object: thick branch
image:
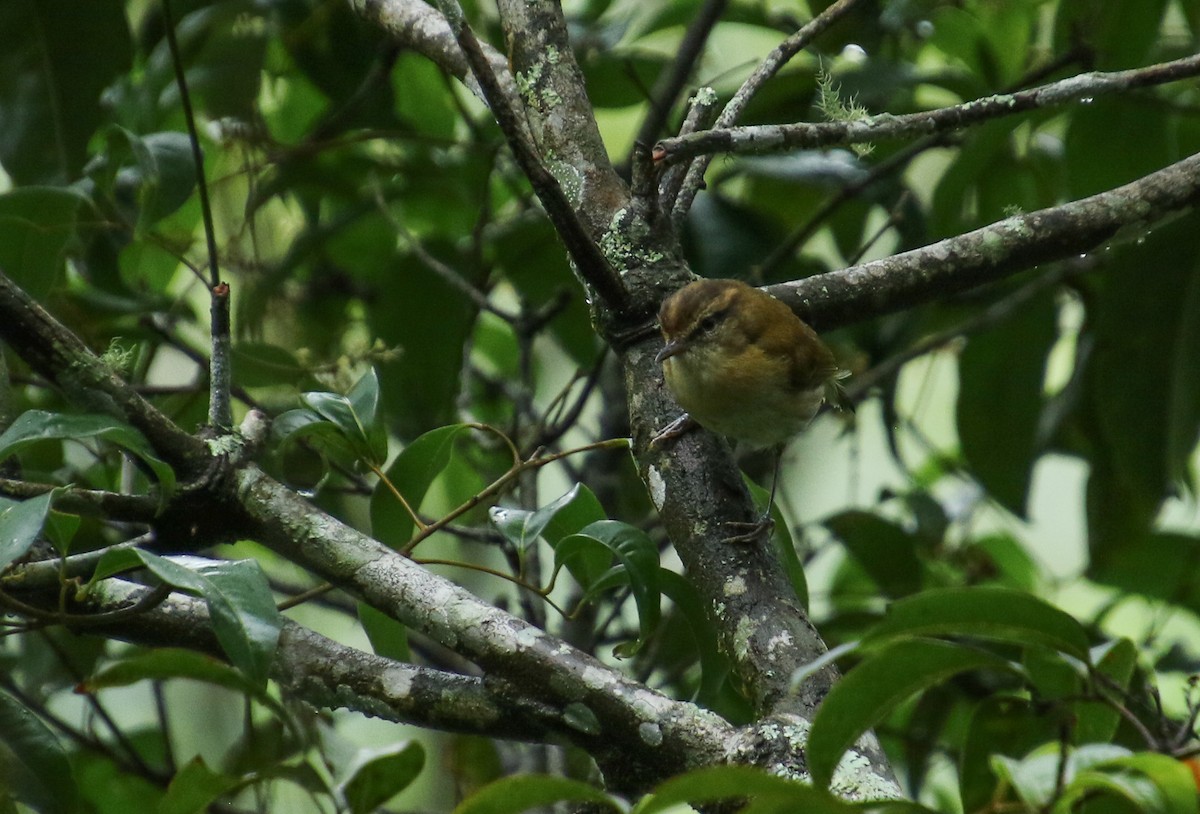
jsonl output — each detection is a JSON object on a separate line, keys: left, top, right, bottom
{"left": 233, "top": 464, "right": 731, "bottom": 794}
{"left": 61, "top": 581, "right": 559, "bottom": 741}
{"left": 772, "top": 150, "right": 1200, "bottom": 330}
{"left": 656, "top": 52, "right": 1200, "bottom": 164}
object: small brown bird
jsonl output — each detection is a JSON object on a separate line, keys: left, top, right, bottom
{"left": 654, "top": 278, "right": 844, "bottom": 538}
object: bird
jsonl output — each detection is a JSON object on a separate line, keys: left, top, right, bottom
{"left": 653, "top": 278, "right": 844, "bottom": 540}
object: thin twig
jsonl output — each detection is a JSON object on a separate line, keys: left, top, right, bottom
{"left": 630, "top": 0, "right": 729, "bottom": 157}
{"left": 434, "top": 0, "right": 630, "bottom": 311}
{"left": 670, "top": 0, "right": 865, "bottom": 220}
{"left": 658, "top": 51, "right": 1200, "bottom": 165}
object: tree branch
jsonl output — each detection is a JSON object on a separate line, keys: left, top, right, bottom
{"left": 344, "top": 0, "right": 512, "bottom": 104}
{"left": 656, "top": 52, "right": 1200, "bottom": 165}
{"left": 0, "top": 269, "right": 208, "bottom": 470}
{"left": 773, "top": 150, "right": 1200, "bottom": 330}
{"left": 233, "top": 464, "right": 731, "bottom": 794}
{"left": 436, "top": 0, "right": 631, "bottom": 311}
{"left": 56, "top": 580, "right": 563, "bottom": 742}
{"left": 630, "top": 0, "right": 728, "bottom": 156}
{"left": 671, "top": 0, "right": 865, "bottom": 219}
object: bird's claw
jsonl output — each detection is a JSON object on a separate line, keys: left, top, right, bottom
{"left": 722, "top": 513, "right": 774, "bottom": 543}
{"left": 650, "top": 413, "right": 697, "bottom": 448}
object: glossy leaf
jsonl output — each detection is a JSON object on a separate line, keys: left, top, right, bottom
{"left": 491, "top": 485, "right": 585, "bottom": 552}
{"left": 370, "top": 424, "right": 475, "bottom": 548}
{"left": 0, "top": 410, "right": 176, "bottom": 496}
{"left": 957, "top": 288, "right": 1055, "bottom": 517}
{"left": 0, "top": 187, "right": 91, "bottom": 297}
{"left": 302, "top": 372, "right": 385, "bottom": 465}
{"left": 808, "top": 639, "right": 1018, "bottom": 788}
{"left": 862, "top": 587, "right": 1091, "bottom": 660}
{"left": 634, "top": 765, "right": 852, "bottom": 814}
{"left": 0, "top": 688, "right": 80, "bottom": 814}
{"left": 825, "top": 511, "right": 923, "bottom": 599}
{"left": 453, "top": 774, "right": 617, "bottom": 814}
{"left": 159, "top": 757, "right": 240, "bottom": 814}
{"left": 339, "top": 741, "right": 425, "bottom": 814}
{"left": 124, "top": 552, "right": 282, "bottom": 687}
{"left": 562, "top": 520, "right": 660, "bottom": 655}
{"left": 0, "top": 491, "right": 55, "bottom": 571}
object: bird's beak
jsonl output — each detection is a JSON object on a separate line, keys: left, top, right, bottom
{"left": 654, "top": 338, "right": 687, "bottom": 364}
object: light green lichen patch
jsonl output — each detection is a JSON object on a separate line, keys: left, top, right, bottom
{"left": 638, "top": 721, "right": 663, "bottom": 746}
{"left": 734, "top": 615, "right": 758, "bottom": 661}
{"left": 600, "top": 208, "right": 667, "bottom": 269}
{"left": 381, "top": 666, "right": 414, "bottom": 698}
{"left": 516, "top": 625, "right": 542, "bottom": 649}
{"left": 548, "top": 159, "right": 583, "bottom": 207}
{"left": 206, "top": 433, "right": 244, "bottom": 456}
{"left": 647, "top": 466, "right": 666, "bottom": 510}
{"left": 724, "top": 576, "right": 747, "bottom": 596}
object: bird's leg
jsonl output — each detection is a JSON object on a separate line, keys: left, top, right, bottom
{"left": 650, "top": 412, "right": 698, "bottom": 448}
{"left": 723, "top": 445, "right": 783, "bottom": 543}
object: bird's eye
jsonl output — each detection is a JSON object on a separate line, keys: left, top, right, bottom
{"left": 696, "top": 310, "right": 725, "bottom": 335}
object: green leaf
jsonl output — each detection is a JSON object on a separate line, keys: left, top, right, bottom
{"left": 1089, "top": 532, "right": 1200, "bottom": 615}
{"left": 358, "top": 603, "right": 411, "bottom": 662}
{"left": 369, "top": 248, "right": 476, "bottom": 438}
{"left": 231, "top": 343, "right": 307, "bottom": 389}
{"left": 370, "top": 424, "right": 473, "bottom": 548}
{"left": 657, "top": 570, "right": 729, "bottom": 706}
{"left": 957, "top": 288, "right": 1055, "bottom": 517}
{"left": 862, "top": 587, "right": 1091, "bottom": 660}
{"left": 1079, "top": 753, "right": 1199, "bottom": 814}
{"left": 0, "top": 187, "right": 91, "bottom": 297}
{"left": 0, "top": 490, "right": 55, "bottom": 570}
{"left": 106, "top": 128, "right": 197, "bottom": 231}
{"left": 825, "top": 511, "right": 923, "bottom": 598}
{"left": 302, "top": 374, "right": 385, "bottom": 465}
{"left": 992, "top": 743, "right": 1132, "bottom": 808}
{"left": 0, "top": 410, "right": 176, "bottom": 496}
{"left": 1087, "top": 210, "right": 1200, "bottom": 556}
{"left": 129, "top": 552, "right": 282, "bottom": 687}
{"left": 489, "top": 485, "right": 609, "bottom": 573}
{"left": 808, "top": 638, "right": 1018, "bottom": 788}
{"left": 81, "top": 648, "right": 288, "bottom": 722}
{"left": 338, "top": 741, "right": 425, "bottom": 814}
{"left": 747, "top": 476, "right": 807, "bottom": 607}
{"left": 453, "top": 775, "right": 617, "bottom": 814}
{"left": 347, "top": 367, "right": 381, "bottom": 428}
{"left": 634, "top": 765, "right": 852, "bottom": 814}
{"left": 0, "top": 0, "right": 131, "bottom": 185}
{"left": 562, "top": 520, "right": 660, "bottom": 655}
{"left": 0, "top": 688, "right": 80, "bottom": 814}
{"left": 158, "top": 756, "right": 240, "bottom": 814}
{"left": 959, "top": 697, "right": 1067, "bottom": 813}
{"left": 1077, "top": 638, "right": 1137, "bottom": 744}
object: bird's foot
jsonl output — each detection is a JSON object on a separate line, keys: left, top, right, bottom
{"left": 650, "top": 413, "right": 698, "bottom": 448}
{"left": 722, "top": 512, "right": 774, "bottom": 543}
